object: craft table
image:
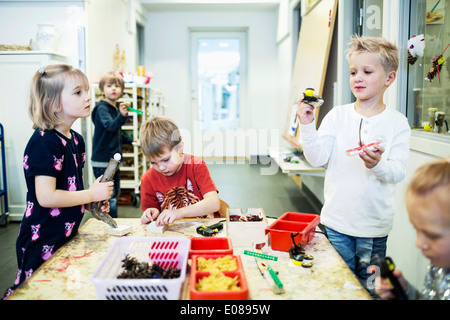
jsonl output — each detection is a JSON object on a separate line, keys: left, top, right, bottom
{"left": 7, "top": 218, "right": 371, "bottom": 300}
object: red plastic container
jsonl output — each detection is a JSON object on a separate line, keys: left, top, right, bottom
{"left": 265, "top": 212, "right": 320, "bottom": 252}
{"left": 190, "top": 255, "right": 248, "bottom": 300}
{"left": 189, "top": 237, "right": 233, "bottom": 258}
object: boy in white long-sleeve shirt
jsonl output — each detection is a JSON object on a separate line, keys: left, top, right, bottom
{"left": 297, "top": 35, "right": 411, "bottom": 290}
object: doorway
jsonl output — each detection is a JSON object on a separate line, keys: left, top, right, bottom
{"left": 190, "top": 31, "right": 247, "bottom": 159}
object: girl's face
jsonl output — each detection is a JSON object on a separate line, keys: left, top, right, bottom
{"left": 349, "top": 52, "right": 395, "bottom": 103}
{"left": 407, "top": 189, "right": 450, "bottom": 268}
{"left": 59, "top": 76, "right": 91, "bottom": 122}
{"left": 148, "top": 143, "right": 184, "bottom": 177}
{"left": 103, "top": 81, "right": 123, "bottom": 104}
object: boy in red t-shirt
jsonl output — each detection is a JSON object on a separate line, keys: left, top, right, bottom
{"left": 139, "top": 116, "right": 220, "bottom": 226}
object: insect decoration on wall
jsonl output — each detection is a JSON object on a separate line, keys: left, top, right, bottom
{"left": 427, "top": 43, "right": 449, "bottom": 84}
{"left": 407, "top": 34, "right": 425, "bottom": 66}
{"left": 288, "top": 232, "right": 314, "bottom": 268}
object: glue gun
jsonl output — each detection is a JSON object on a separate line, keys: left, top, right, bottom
{"left": 89, "top": 153, "right": 121, "bottom": 228}
{"left": 196, "top": 220, "right": 225, "bottom": 237}
{"left": 373, "top": 256, "right": 408, "bottom": 300}
{"left": 300, "top": 88, "right": 324, "bottom": 108}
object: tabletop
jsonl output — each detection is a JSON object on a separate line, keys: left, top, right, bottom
{"left": 7, "top": 218, "right": 371, "bottom": 300}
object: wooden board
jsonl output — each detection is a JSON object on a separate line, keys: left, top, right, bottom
{"left": 283, "top": 0, "right": 338, "bottom": 148}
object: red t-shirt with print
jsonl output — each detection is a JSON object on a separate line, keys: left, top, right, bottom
{"left": 140, "top": 154, "right": 219, "bottom": 218}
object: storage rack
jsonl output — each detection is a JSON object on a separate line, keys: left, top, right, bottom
{"left": 86, "top": 83, "right": 165, "bottom": 207}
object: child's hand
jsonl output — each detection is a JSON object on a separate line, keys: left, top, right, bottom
{"left": 99, "top": 200, "right": 110, "bottom": 213}
{"left": 375, "top": 269, "right": 408, "bottom": 300}
{"left": 359, "top": 144, "right": 385, "bottom": 169}
{"left": 118, "top": 102, "right": 129, "bottom": 117}
{"left": 90, "top": 176, "right": 114, "bottom": 202}
{"left": 156, "top": 209, "right": 181, "bottom": 226}
{"left": 141, "top": 207, "right": 160, "bottom": 224}
{"left": 296, "top": 101, "right": 315, "bottom": 125}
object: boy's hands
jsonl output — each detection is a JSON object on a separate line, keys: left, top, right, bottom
{"left": 359, "top": 144, "right": 385, "bottom": 169}
{"left": 375, "top": 269, "right": 408, "bottom": 300}
{"left": 156, "top": 209, "right": 182, "bottom": 226}
{"left": 296, "top": 101, "right": 315, "bottom": 125}
{"left": 118, "top": 102, "right": 129, "bottom": 117}
{"left": 141, "top": 207, "right": 160, "bottom": 224}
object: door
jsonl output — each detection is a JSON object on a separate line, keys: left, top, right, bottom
{"left": 190, "top": 31, "right": 247, "bottom": 159}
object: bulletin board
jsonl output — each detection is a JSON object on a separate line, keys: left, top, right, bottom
{"left": 283, "top": 0, "right": 338, "bottom": 148}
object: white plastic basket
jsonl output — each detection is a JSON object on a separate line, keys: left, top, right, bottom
{"left": 91, "top": 237, "right": 190, "bottom": 300}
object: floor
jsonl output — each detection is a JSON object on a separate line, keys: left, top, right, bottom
{"left": 0, "top": 160, "right": 320, "bottom": 297}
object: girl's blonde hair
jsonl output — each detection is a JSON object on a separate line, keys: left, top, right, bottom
{"left": 99, "top": 71, "right": 125, "bottom": 93}
{"left": 29, "top": 64, "right": 89, "bottom": 130}
{"left": 139, "top": 116, "right": 182, "bottom": 158}
{"left": 406, "top": 158, "right": 450, "bottom": 217}
{"left": 347, "top": 35, "right": 399, "bottom": 73}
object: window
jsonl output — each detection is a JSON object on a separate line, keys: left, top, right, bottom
{"left": 407, "top": 0, "right": 450, "bottom": 135}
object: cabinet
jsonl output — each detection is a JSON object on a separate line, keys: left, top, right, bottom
{"left": 87, "top": 83, "right": 165, "bottom": 207}
{"left": 0, "top": 51, "right": 69, "bottom": 221}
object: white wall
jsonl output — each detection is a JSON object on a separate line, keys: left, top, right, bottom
{"left": 143, "top": 9, "right": 278, "bottom": 155}
{"left": 85, "top": 0, "right": 143, "bottom": 82}
{"left": 0, "top": 1, "right": 84, "bottom": 66}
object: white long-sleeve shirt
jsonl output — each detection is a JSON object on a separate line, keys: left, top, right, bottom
{"left": 300, "top": 103, "right": 411, "bottom": 237}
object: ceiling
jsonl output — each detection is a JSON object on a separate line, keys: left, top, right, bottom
{"left": 139, "top": 0, "right": 280, "bottom": 12}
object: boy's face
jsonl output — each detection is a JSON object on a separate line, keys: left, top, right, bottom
{"left": 349, "top": 52, "right": 395, "bottom": 103}
{"left": 148, "top": 143, "right": 184, "bottom": 177}
{"left": 407, "top": 190, "right": 450, "bottom": 268}
{"left": 102, "top": 81, "right": 123, "bottom": 103}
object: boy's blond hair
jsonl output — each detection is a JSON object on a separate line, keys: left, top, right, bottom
{"left": 406, "top": 158, "right": 450, "bottom": 219}
{"left": 29, "top": 64, "right": 89, "bottom": 130}
{"left": 139, "top": 116, "right": 182, "bottom": 158}
{"left": 99, "top": 71, "right": 125, "bottom": 93}
{"left": 347, "top": 35, "right": 399, "bottom": 73}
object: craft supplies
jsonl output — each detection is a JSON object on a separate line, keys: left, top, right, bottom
{"left": 226, "top": 207, "right": 268, "bottom": 247}
{"left": 265, "top": 212, "right": 320, "bottom": 252}
{"left": 91, "top": 237, "right": 190, "bottom": 300}
{"left": 189, "top": 237, "right": 233, "bottom": 258}
{"left": 196, "top": 255, "right": 238, "bottom": 271}
{"left": 89, "top": 153, "right": 121, "bottom": 228}
{"left": 251, "top": 243, "right": 284, "bottom": 294}
{"left": 190, "top": 254, "right": 248, "bottom": 300}
{"left": 146, "top": 220, "right": 167, "bottom": 235}
{"left": 243, "top": 250, "right": 278, "bottom": 261}
{"left": 104, "top": 224, "right": 131, "bottom": 236}
{"left": 345, "top": 141, "right": 381, "bottom": 156}
{"left": 300, "top": 88, "right": 324, "bottom": 109}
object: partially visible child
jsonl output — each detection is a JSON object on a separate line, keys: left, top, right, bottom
{"left": 376, "top": 158, "right": 450, "bottom": 300}
{"left": 297, "top": 35, "right": 411, "bottom": 287}
{"left": 3, "top": 64, "right": 113, "bottom": 299}
{"left": 139, "top": 116, "right": 220, "bottom": 226}
{"left": 91, "top": 71, "right": 138, "bottom": 218}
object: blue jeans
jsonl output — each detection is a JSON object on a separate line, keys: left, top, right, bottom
{"left": 324, "top": 226, "right": 387, "bottom": 289}
{"left": 92, "top": 167, "right": 120, "bottom": 218}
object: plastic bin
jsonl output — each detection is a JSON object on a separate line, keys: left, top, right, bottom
{"left": 265, "top": 212, "right": 320, "bottom": 252}
{"left": 91, "top": 237, "right": 190, "bottom": 300}
{"left": 190, "top": 254, "right": 248, "bottom": 300}
{"left": 189, "top": 237, "right": 233, "bottom": 258}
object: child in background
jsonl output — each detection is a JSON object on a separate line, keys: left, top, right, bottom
{"left": 296, "top": 35, "right": 411, "bottom": 288}
{"left": 139, "top": 116, "right": 220, "bottom": 226}
{"left": 376, "top": 158, "right": 450, "bottom": 300}
{"left": 91, "top": 71, "right": 138, "bottom": 218}
{"left": 3, "top": 64, "right": 113, "bottom": 299}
